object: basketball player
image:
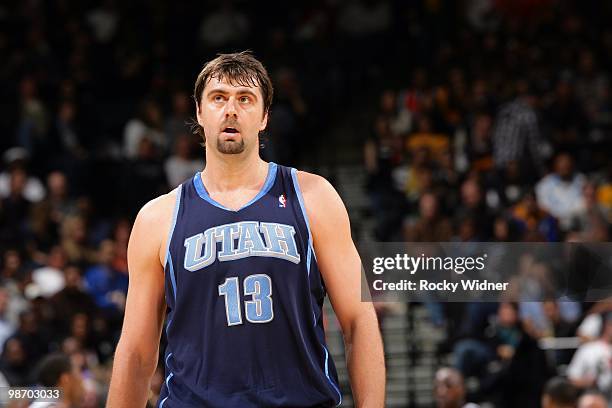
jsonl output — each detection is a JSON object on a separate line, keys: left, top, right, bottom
{"left": 107, "top": 51, "right": 385, "bottom": 407}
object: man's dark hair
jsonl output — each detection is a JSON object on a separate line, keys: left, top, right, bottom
{"left": 34, "top": 353, "right": 72, "bottom": 387}
{"left": 191, "top": 51, "right": 273, "bottom": 141}
{"left": 543, "top": 377, "right": 579, "bottom": 406}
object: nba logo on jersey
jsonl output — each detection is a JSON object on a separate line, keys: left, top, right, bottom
{"left": 278, "top": 194, "right": 287, "bottom": 208}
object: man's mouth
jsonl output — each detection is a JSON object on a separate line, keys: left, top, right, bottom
{"left": 222, "top": 127, "right": 239, "bottom": 134}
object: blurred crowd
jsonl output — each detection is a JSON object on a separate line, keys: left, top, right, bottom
{"left": 1, "top": 0, "right": 612, "bottom": 406}
{"left": 434, "top": 369, "right": 610, "bottom": 408}
{"left": 0, "top": 0, "right": 340, "bottom": 404}
{"left": 359, "top": 0, "right": 612, "bottom": 406}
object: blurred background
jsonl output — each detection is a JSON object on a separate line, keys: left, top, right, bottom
{"left": 1, "top": 0, "right": 612, "bottom": 407}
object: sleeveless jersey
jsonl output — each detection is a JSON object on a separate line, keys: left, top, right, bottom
{"left": 157, "top": 162, "right": 342, "bottom": 408}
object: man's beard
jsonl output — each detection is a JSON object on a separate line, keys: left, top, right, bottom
{"left": 217, "top": 138, "right": 245, "bottom": 154}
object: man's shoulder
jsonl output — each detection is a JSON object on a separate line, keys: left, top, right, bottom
{"left": 129, "top": 188, "right": 182, "bottom": 266}
{"left": 292, "top": 169, "right": 348, "bottom": 226}
{"left": 293, "top": 169, "right": 333, "bottom": 198}
{"left": 137, "top": 188, "right": 180, "bottom": 224}
{"left": 131, "top": 188, "right": 180, "bottom": 254}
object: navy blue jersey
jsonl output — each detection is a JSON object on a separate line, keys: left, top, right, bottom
{"left": 157, "top": 163, "right": 342, "bottom": 408}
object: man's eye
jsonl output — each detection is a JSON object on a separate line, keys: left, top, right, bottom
{"left": 240, "top": 96, "right": 250, "bottom": 103}
{"left": 214, "top": 95, "right": 224, "bottom": 102}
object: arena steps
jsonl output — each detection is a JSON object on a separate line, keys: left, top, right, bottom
{"left": 321, "top": 164, "right": 447, "bottom": 407}
{"left": 324, "top": 300, "right": 446, "bottom": 407}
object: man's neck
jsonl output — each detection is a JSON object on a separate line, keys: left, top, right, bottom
{"left": 201, "top": 153, "right": 268, "bottom": 193}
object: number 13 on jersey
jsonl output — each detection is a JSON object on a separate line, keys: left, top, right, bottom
{"left": 218, "top": 274, "right": 274, "bottom": 326}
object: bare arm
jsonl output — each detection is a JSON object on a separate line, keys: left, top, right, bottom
{"left": 299, "top": 172, "right": 386, "bottom": 407}
{"left": 106, "top": 191, "right": 176, "bottom": 408}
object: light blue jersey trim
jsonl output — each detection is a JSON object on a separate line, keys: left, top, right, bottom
{"left": 290, "top": 168, "right": 312, "bottom": 241}
{"left": 290, "top": 168, "right": 319, "bottom": 328}
{"left": 290, "top": 167, "right": 316, "bottom": 263}
{"left": 164, "top": 185, "right": 183, "bottom": 267}
{"left": 240, "top": 162, "right": 277, "bottom": 209}
{"left": 159, "top": 187, "right": 180, "bottom": 408}
{"left": 193, "top": 162, "right": 278, "bottom": 212}
{"left": 292, "top": 169, "right": 341, "bottom": 405}
{"left": 159, "top": 353, "right": 174, "bottom": 408}
{"left": 167, "top": 255, "right": 177, "bottom": 303}
{"left": 322, "top": 344, "right": 343, "bottom": 406}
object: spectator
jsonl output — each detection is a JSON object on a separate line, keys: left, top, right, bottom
{"left": 454, "top": 178, "right": 494, "bottom": 240}
{"left": 404, "top": 192, "right": 453, "bottom": 241}
{"left": 569, "top": 181, "right": 609, "bottom": 242}
{"left": 467, "top": 112, "right": 494, "bottom": 175}
{"left": 406, "top": 115, "right": 450, "bottom": 164}
{"left": 491, "top": 215, "right": 520, "bottom": 242}
{"left": 487, "top": 161, "right": 533, "bottom": 209}
{"left": 0, "top": 167, "right": 33, "bottom": 245}
{"left": 577, "top": 390, "right": 608, "bottom": 408}
{"left": 198, "top": 3, "right": 249, "bottom": 48}
{"left": 492, "top": 80, "right": 548, "bottom": 180}
{"left": 0, "top": 148, "right": 45, "bottom": 202}
{"left": 364, "top": 116, "right": 407, "bottom": 241}
{"left": 86, "top": 0, "right": 119, "bottom": 44}
{"left": 266, "top": 67, "right": 308, "bottom": 165}
{"left": 544, "top": 77, "right": 587, "bottom": 149}
{"left": 0, "top": 250, "right": 30, "bottom": 327}
{"left": 541, "top": 377, "right": 579, "bottom": 408}
{"left": 536, "top": 152, "right": 587, "bottom": 231}
{"left": 11, "top": 311, "right": 51, "bottom": 368}
{"left": 29, "top": 245, "right": 67, "bottom": 299}
{"left": 0, "top": 288, "right": 15, "bottom": 353}
{"left": 60, "top": 215, "right": 96, "bottom": 266}
{"left": 394, "top": 146, "right": 435, "bottom": 207}
{"left": 165, "top": 90, "right": 192, "bottom": 147}
{"left": 83, "top": 240, "right": 127, "bottom": 313}
{"left": 454, "top": 302, "right": 521, "bottom": 380}
{"left": 434, "top": 367, "right": 480, "bottom": 408}
{"left": 28, "top": 171, "right": 76, "bottom": 258}
{"left": 596, "top": 165, "right": 612, "bottom": 223}
{"left": 0, "top": 337, "right": 29, "bottom": 386}
{"left": 61, "top": 337, "right": 101, "bottom": 406}
{"left": 50, "top": 100, "right": 87, "bottom": 165}
{"left": 50, "top": 264, "right": 97, "bottom": 334}
{"left": 337, "top": 0, "right": 391, "bottom": 38}
{"left": 511, "top": 191, "right": 559, "bottom": 242}
{"left": 522, "top": 300, "right": 579, "bottom": 365}
{"left": 567, "top": 312, "right": 612, "bottom": 394}
{"left": 120, "top": 137, "right": 168, "bottom": 216}
{"left": 123, "top": 99, "right": 166, "bottom": 159}
{"left": 110, "top": 219, "right": 130, "bottom": 275}
{"left": 29, "top": 352, "right": 84, "bottom": 407}
{"left": 574, "top": 51, "right": 610, "bottom": 126}
{"left": 164, "top": 134, "right": 204, "bottom": 188}
{"left": 15, "top": 77, "right": 49, "bottom": 162}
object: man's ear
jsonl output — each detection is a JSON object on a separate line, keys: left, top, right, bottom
{"left": 196, "top": 103, "right": 204, "bottom": 126}
{"left": 260, "top": 111, "right": 268, "bottom": 131}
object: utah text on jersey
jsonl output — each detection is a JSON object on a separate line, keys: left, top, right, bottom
{"left": 183, "top": 221, "right": 301, "bottom": 271}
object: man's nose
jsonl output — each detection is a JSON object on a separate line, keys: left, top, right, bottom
{"left": 225, "top": 97, "right": 238, "bottom": 117}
